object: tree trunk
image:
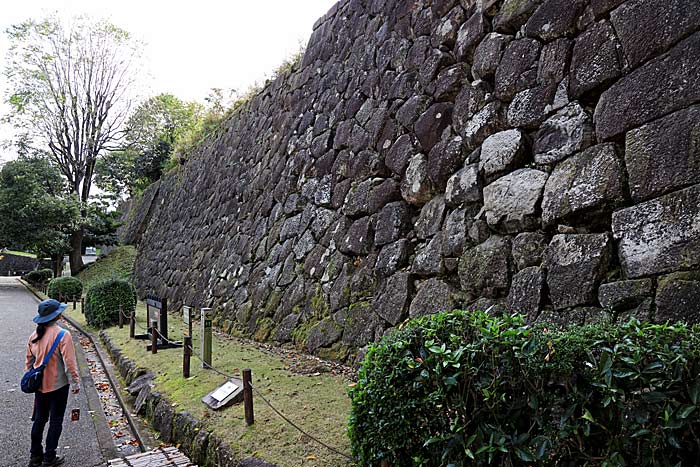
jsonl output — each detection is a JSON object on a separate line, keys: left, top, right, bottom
{"left": 69, "top": 229, "right": 84, "bottom": 275}
{"left": 52, "top": 254, "right": 63, "bottom": 278}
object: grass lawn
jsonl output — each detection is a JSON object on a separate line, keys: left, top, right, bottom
{"left": 76, "top": 245, "right": 136, "bottom": 291}
{"left": 63, "top": 246, "right": 355, "bottom": 466}
{"left": 5, "top": 250, "right": 38, "bottom": 258}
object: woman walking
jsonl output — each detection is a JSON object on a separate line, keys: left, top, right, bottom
{"left": 25, "top": 299, "right": 80, "bottom": 467}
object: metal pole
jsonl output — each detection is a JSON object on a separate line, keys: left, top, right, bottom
{"left": 183, "top": 336, "right": 192, "bottom": 378}
{"left": 243, "top": 368, "right": 254, "bottom": 426}
{"left": 151, "top": 320, "right": 158, "bottom": 354}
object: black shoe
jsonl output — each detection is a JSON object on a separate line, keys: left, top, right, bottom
{"left": 42, "top": 456, "right": 65, "bottom": 467}
{"left": 28, "top": 456, "right": 42, "bottom": 467}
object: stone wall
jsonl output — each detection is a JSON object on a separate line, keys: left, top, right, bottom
{"left": 0, "top": 252, "right": 45, "bottom": 276}
{"left": 128, "top": 0, "right": 700, "bottom": 362}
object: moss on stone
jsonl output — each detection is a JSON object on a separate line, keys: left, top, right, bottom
{"left": 254, "top": 317, "right": 276, "bottom": 341}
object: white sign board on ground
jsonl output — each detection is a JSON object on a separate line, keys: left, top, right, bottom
{"left": 202, "top": 378, "right": 244, "bottom": 410}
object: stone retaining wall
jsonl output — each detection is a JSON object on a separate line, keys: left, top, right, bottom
{"left": 0, "top": 253, "right": 45, "bottom": 276}
{"left": 127, "top": 0, "right": 700, "bottom": 363}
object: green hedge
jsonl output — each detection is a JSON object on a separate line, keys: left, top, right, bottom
{"left": 47, "top": 276, "right": 83, "bottom": 300}
{"left": 25, "top": 269, "right": 53, "bottom": 285}
{"left": 84, "top": 278, "right": 136, "bottom": 329}
{"left": 349, "top": 310, "right": 700, "bottom": 466}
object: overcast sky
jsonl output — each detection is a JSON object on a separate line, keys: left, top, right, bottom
{"left": 0, "top": 0, "right": 337, "bottom": 162}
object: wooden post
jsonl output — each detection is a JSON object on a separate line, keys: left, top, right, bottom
{"left": 243, "top": 368, "right": 254, "bottom": 426}
{"left": 129, "top": 311, "right": 135, "bottom": 339}
{"left": 201, "top": 308, "right": 212, "bottom": 369}
{"left": 151, "top": 320, "right": 158, "bottom": 354}
{"left": 118, "top": 304, "right": 124, "bottom": 329}
{"left": 73, "top": 298, "right": 76, "bottom": 310}
{"left": 183, "top": 336, "right": 192, "bottom": 378}
{"left": 81, "top": 298, "right": 84, "bottom": 314}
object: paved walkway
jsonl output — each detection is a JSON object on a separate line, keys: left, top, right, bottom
{"left": 0, "top": 277, "right": 104, "bottom": 467}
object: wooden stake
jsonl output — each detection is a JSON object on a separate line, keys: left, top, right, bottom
{"left": 183, "top": 336, "right": 192, "bottom": 378}
{"left": 129, "top": 311, "right": 135, "bottom": 339}
{"left": 151, "top": 320, "right": 158, "bottom": 354}
{"left": 243, "top": 368, "right": 254, "bottom": 426}
{"left": 118, "top": 304, "right": 124, "bottom": 329}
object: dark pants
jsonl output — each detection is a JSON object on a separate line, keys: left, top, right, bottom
{"left": 31, "top": 384, "right": 69, "bottom": 461}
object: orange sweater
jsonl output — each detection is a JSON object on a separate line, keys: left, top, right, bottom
{"left": 25, "top": 323, "right": 80, "bottom": 393}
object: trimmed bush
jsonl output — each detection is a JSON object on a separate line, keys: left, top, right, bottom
{"left": 47, "top": 276, "right": 83, "bottom": 300}
{"left": 25, "top": 268, "right": 53, "bottom": 285}
{"left": 349, "top": 310, "right": 700, "bottom": 466}
{"left": 84, "top": 278, "right": 136, "bottom": 329}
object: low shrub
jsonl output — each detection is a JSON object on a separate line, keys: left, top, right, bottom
{"left": 349, "top": 310, "right": 700, "bottom": 466}
{"left": 24, "top": 269, "right": 53, "bottom": 285}
{"left": 47, "top": 276, "right": 83, "bottom": 300}
{"left": 84, "top": 278, "right": 136, "bottom": 329}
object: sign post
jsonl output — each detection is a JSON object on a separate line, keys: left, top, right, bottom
{"left": 201, "top": 307, "right": 212, "bottom": 369}
{"left": 183, "top": 306, "right": 193, "bottom": 337}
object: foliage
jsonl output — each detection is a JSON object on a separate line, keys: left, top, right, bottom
{"left": 349, "top": 310, "right": 700, "bottom": 466}
{"left": 82, "top": 200, "right": 122, "bottom": 248}
{"left": 169, "top": 88, "right": 238, "bottom": 167}
{"left": 0, "top": 156, "right": 79, "bottom": 260}
{"left": 4, "top": 15, "right": 142, "bottom": 272}
{"left": 84, "top": 278, "right": 136, "bottom": 328}
{"left": 96, "top": 94, "right": 203, "bottom": 198}
{"left": 47, "top": 276, "right": 83, "bottom": 300}
{"left": 76, "top": 245, "right": 135, "bottom": 292}
{"left": 24, "top": 268, "right": 53, "bottom": 285}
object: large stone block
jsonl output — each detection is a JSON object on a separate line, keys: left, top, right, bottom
{"left": 376, "top": 239, "right": 410, "bottom": 277}
{"left": 339, "top": 216, "right": 374, "bottom": 256}
{"left": 569, "top": 20, "right": 621, "bottom": 98}
{"left": 655, "top": 272, "right": 700, "bottom": 324}
{"left": 411, "top": 235, "right": 445, "bottom": 276}
{"left": 479, "top": 129, "right": 527, "bottom": 180}
{"left": 373, "top": 272, "right": 412, "bottom": 325}
{"left": 595, "top": 32, "right": 700, "bottom": 141}
{"left": 455, "top": 11, "right": 488, "bottom": 60}
{"left": 507, "top": 266, "right": 545, "bottom": 320}
{"left": 445, "top": 163, "right": 481, "bottom": 207}
{"left": 306, "top": 318, "right": 343, "bottom": 353}
{"left": 415, "top": 103, "right": 453, "bottom": 152}
{"left": 494, "top": 38, "right": 541, "bottom": 101}
{"left": 462, "top": 101, "right": 508, "bottom": 150}
{"left": 493, "top": 0, "right": 540, "bottom": 33}
{"left": 459, "top": 235, "right": 513, "bottom": 298}
{"left": 409, "top": 278, "right": 455, "bottom": 318}
{"left": 537, "top": 38, "right": 571, "bottom": 85}
{"left": 541, "top": 144, "right": 626, "bottom": 227}
{"left": 610, "top": 0, "right": 700, "bottom": 69}
{"left": 512, "top": 232, "right": 549, "bottom": 270}
{"left": 472, "top": 33, "right": 512, "bottom": 80}
{"left": 374, "top": 201, "right": 411, "bottom": 247}
{"left": 427, "top": 134, "right": 466, "bottom": 189}
{"left": 598, "top": 279, "right": 653, "bottom": 311}
{"left": 612, "top": 184, "right": 700, "bottom": 278}
{"left": 625, "top": 105, "right": 700, "bottom": 202}
{"left": 483, "top": 169, "right": 549, "bottom": 233}
{"left": 534, "top": 103, "right": 593, "bottom": 165}
{"left": 544, "top": 233, "right": 612, "bottom": 310}
{"left": 415, "top": 196, "right": 447, "bottom": 239}
{"left": 525, "top": 0, "right": 585, "bottom": 41}
{"left": 507, "top": 84, "right": 558, "bottom": 129}
{"left": 401, "top": 153, "right": 435, "bottom": 205}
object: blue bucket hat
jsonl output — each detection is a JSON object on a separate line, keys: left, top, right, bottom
{"left": 33, "top": 299, "right": 68, "bottom": 324}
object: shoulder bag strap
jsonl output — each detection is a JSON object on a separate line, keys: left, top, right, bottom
{"left": 41, "top": 329, "right": 66, "bottom": 366}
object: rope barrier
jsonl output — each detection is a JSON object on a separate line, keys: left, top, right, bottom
{"left": 122, "top": 304, "right": 354, "bottom": 461}
{"left": 249, "top": 382, "right": 354, "bottom": 461}
{"left": 182, "top": 344, "right": 353, "bottom": 460}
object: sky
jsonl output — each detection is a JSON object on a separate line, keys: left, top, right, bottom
{"left": 0, "top": 0, "right": 338, "bottom": 162}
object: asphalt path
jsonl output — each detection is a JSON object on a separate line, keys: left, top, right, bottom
{"left": 0, "top": 277, "right": 104, "bottom": 467}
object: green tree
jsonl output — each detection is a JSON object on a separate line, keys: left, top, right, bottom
{"left": 0, "top": 156, "right": 79, "bottom": 276}
{"left": 4, "top": 15, "right": 142, "bottom": 273}
{"left": 96, "top": 93, "right": 202, "bottom": 197}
